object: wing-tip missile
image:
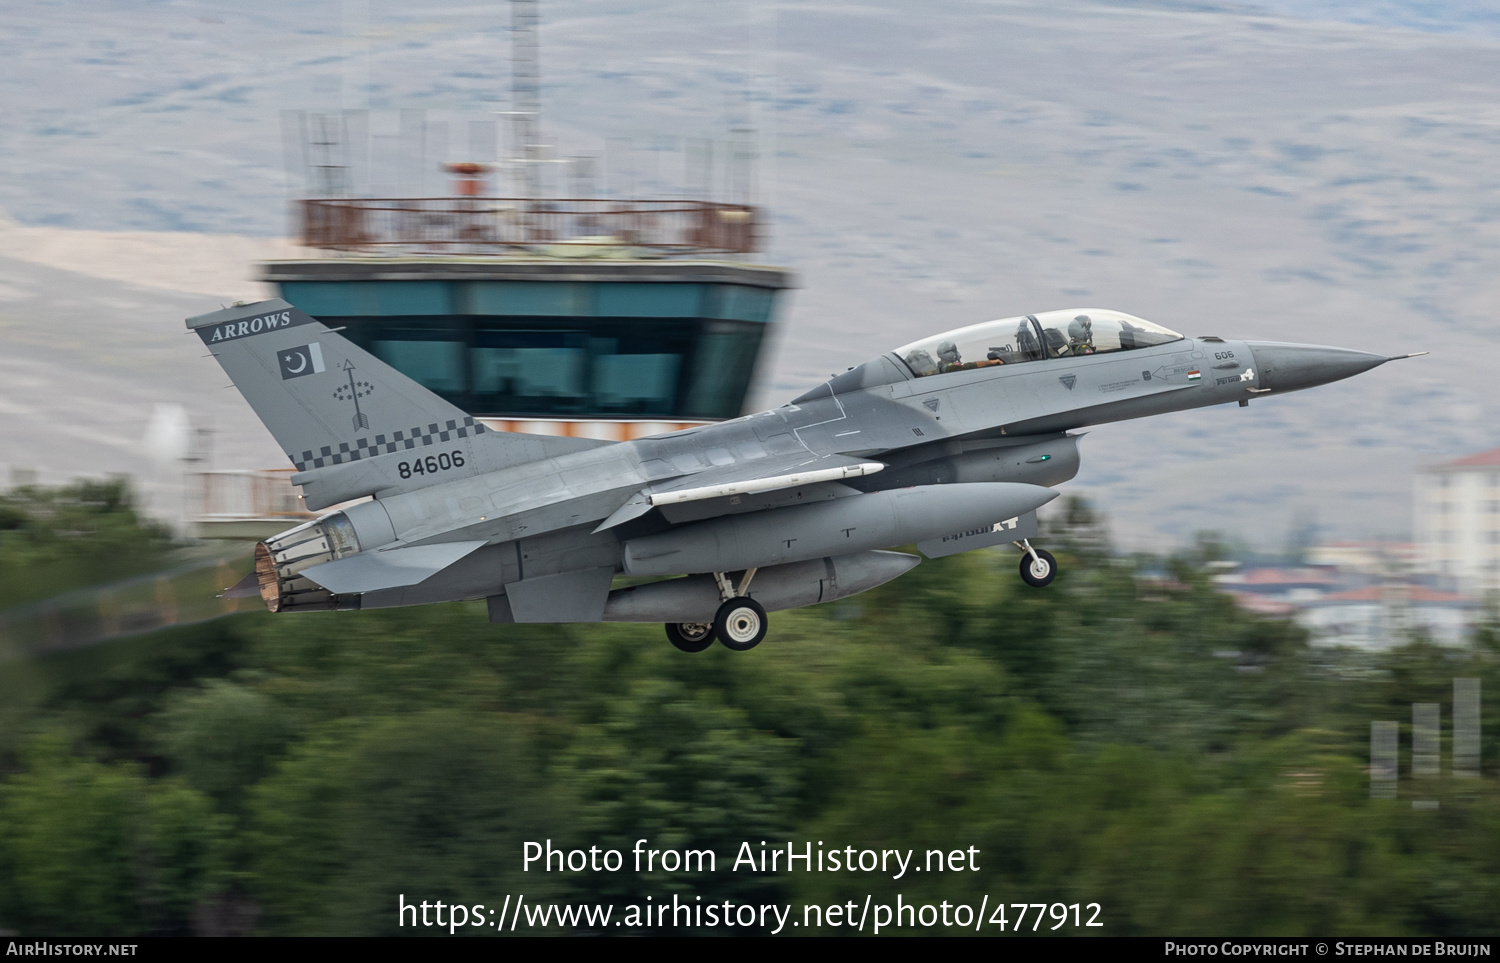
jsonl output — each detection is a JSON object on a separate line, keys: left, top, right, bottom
{"left": 648, "top": 460, "right": 886, "bottom": 507}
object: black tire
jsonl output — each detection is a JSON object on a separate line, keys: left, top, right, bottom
{"left": 665, "top": 621, "right": 716, "bottom": 653}
{"left": 714, "top": 597, "right": 768, "bottom": 651}
{"left": 1019, "top": 548, "right": 1058, "bottom": 588}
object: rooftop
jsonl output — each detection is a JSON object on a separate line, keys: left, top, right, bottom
{"left": 260, "top": 256, "right": 795, "bottom": 287}
{"left": 1314, "top": 585, "right": 1473, "bottom": 605}
{"left": 1215, "top": 567, "right": 1340, "bottom": 588}
{"left": 1428, "top": 446, "right": 1500, "bottom": 471}
{"left": 1225, "top": 591, "right": 1298, "bottom": 616}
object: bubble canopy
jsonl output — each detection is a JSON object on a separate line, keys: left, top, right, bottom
{"left": 894, "top": 309, "right": 1184, "bottom": 377}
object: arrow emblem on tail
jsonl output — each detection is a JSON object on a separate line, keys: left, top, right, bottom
{"left": 332, "top": 360, "right": 375, "bottom": 430}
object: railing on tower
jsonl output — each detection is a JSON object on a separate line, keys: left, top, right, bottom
{"left": 297, "top": 197, "right": 759, "bottom": 255}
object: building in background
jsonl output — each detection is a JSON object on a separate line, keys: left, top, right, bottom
{"left": 1299, "top": 584, "right": 1474, "bottom": 649}
{"left": 1414, "top": 446, "right": 1500, "bottom": 598}
{"left": 1306, "top": 541, "right": 1425, "bottom": 577}
{"left": 1216, "top": 538, "right": 1480, "bottom": 650}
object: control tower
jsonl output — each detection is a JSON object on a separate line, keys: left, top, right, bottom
{"left": 262, "top": 191, "right": 791, "bottom": 442}
{"left": 192, "top": 3, "right": 793, "bottom": 537}
{"left": 198, "top": 193, "right": 791, "bottom": 537}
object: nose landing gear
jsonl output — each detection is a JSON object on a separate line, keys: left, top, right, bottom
{"left": 1016, "top": 539, "right": 1057, "bottom": 588}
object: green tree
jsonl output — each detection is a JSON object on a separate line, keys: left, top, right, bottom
{"left": 247, "top": 709, "right": 556, "bottom": 935}
{"left": 0, "top": 479, "right": 174, "bottom": 611}
{"left": 557, "top": 676, "right": 800, "bottom": 914}
{"left": 157, "top": 679, "right": 293, "bottom": 812}
{"left": 0, "top": 738, "right": 226, "bottom": 935}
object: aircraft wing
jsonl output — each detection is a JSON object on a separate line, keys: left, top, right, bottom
{"left": 594, "top": 452, "right": 886, "bottom": 532}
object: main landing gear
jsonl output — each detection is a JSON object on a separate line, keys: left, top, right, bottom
{"left": 665, "top": 568, "right": 767, "bottom": 652}
{"left": 1016, "top": 539, "right": 1057, "bottom": 588}
{"left": 665, "top": 621, "right": 715, "bottom": 653}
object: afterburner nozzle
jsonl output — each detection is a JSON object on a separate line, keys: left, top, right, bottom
{"left": 1243, "top": 342, "right": 1395, "bottom": 394}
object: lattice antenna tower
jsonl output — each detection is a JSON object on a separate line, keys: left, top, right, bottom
{"left": 510, "top": 0, "right": 543, "bottom": 198}
{"left": 306, "top": 112, "right": 350, "bottom": 198}
{"left": 727, "top": 89, "right": 758, "bottom": 206}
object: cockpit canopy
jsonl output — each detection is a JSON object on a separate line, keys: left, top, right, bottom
{"left": 894, "top": 308, "right": 1184, "bottom": 378}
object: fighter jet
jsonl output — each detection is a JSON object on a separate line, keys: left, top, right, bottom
{"left": 194, "top": 300, "right": 1421, "bottom": 651}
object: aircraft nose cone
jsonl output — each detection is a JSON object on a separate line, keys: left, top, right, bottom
{"left": 1244, "top": 342, "right": 1391, "bottom": 393}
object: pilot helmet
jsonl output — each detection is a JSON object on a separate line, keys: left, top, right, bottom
{"left": 936, "top": 340, "right": 961, "bottom": 364}
{"left": 1069, "top": 315, "right": 1093, "bottom": 342}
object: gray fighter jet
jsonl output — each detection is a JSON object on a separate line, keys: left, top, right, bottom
{"left": 194, "top": 300, "right": 1421, "bottom": 651}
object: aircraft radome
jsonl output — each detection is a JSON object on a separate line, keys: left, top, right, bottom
{"left": 196, "top": 300, "right": 1422, "bottom": 651}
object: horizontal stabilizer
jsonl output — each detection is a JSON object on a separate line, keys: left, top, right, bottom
{"left": 301, "top": 540, "right": 489, "bottom": 594}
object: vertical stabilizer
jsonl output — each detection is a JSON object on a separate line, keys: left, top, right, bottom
{"left": 186, "top": 299, "right": 609, "bottom": 506}
{"left": 187, "top": 299, "right": 486, "bottom": 471}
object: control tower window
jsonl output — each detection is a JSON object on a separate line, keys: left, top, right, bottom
{"left": 593, "top": 348, "right": 682, "bottom": 414}
{"left": 338, "top": 315, "right": 763, "bottom": 419}
{"left": 687, "top": 323, "right": 765, "bottom": 416}
{"left": 471, "top": 330, "right": 589, "bottom": 408}
{"left": 468, "top": 323, "right": 696, "bottom": 416}
{"left": 370, "top": 328, "right": 467, "bottom": 394}
{"left": 282, "top": 278, "right": 778, "bottom": 422}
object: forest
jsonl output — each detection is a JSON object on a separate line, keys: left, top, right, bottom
{"left": 0, "top": 480, "right": 1495, "bottom": 936}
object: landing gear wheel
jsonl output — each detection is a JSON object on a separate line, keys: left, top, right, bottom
{"left": 666, "top": 621, "right": 716, "bottom": 653}
{"left": 714, "top": 597, "right": 768, "bottom": 651}
{"left": 1019, "top": 548, "right": 1058, "bottom": 588}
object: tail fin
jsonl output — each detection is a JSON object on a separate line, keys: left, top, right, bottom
{"left": 187, "top": 299, "right": 608, "bottom": 507}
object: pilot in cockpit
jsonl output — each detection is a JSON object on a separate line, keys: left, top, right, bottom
{"left": 938, "top": 338, "right": 1006, "bottom": 373}
{"left": 1068, "top": 315, "right": 1096, "bottom": 355}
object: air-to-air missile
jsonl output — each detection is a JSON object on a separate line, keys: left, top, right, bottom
{"left": 195, "top": 300, "right": 1421, "bottom": 651}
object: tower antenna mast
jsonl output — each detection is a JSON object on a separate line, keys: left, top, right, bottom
{"left": 510, "top": 0, "right": 542, "bottom": 199}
